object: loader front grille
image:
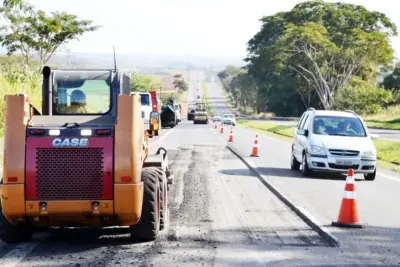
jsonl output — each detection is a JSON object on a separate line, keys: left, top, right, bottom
{"left": 35, "top": 148, "right": 104, "bottom": 200}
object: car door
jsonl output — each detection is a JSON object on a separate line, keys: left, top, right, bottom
{"left": 294, "top": 112, "right": 309, "bottom": 161}
{"left": 293, "top": 112, "right": 306, "bottom": 160}
{"left": 297, "top": 113, "right": 311, "bottom": 161}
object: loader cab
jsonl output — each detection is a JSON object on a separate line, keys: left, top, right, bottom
{"left": 41, "top": 66, "right": 131, "bottom": 117}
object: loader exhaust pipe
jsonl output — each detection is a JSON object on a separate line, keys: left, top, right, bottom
{"left": 42, "top": 66, "right": 52, "bottom": 115}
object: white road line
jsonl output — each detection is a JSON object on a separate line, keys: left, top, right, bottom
{"left": 151, "top": 127, "right": 175, "bottom": 146}
{"left": 0, "top": 233, "right": 49, "bottom": 267}
{"left": 378, "top": 173, "right": 400, "bottom": 184}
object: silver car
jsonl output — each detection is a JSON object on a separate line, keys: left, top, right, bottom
{"left": 222, "top": 114, "right": 236, "bottom": 126}
{"left": 291, "top": 108, "right": 378, "bottom": 181}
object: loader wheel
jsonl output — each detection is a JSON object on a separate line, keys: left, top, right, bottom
{"left": 153, "top": 167, "right": 168, "bottom": 230}
{"left": 129, "top": 168, "right": 160, "bottom": 242}
{"left": 0, "top": 202, "right": 33, "bottom": 244}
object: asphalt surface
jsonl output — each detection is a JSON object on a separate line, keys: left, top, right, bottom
{"left": 0, "top": 73, "right": 399, "bottom": 266}
{"left": 206, "top": 76, "right": 400, "bottom": 266}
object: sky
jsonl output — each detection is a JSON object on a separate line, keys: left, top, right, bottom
{"left": 4, "top": 0, "right": 400, "bottom": 59}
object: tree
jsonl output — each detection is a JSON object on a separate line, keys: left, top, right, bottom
{"left": 130, "top": 74, "right": 161, "bottom": 92}
{"left": 173, "top": 79, "right": 188, "bottom": 91}
{"left": 2, "top": 0, "right": 24, "bottom": 9}
{"left": 245, "top": 0, "right": 397, "bottom": 115}
{"left": 382, "top": 63, "right": 400, "bottom": 90}
{"left": 0, "top": 3, "right": 100, "bottom": 72}
{"left": 273, "top": 22, "right": 393, "bottom": 109}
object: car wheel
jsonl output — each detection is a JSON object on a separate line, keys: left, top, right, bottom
{"left": 290, "top": 149, "right": 300, "bottom": 171}
{"left": 364, "top": 168, "right": 376, "bottom": 181}
{"left": 233, "top": 123, "right": 236, "bottom": 126}
{"left": 301, "top": 153, "right": 312, "bottom": 177}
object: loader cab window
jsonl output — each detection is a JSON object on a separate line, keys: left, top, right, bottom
{"left": 52, "top": 70, "right": 112, "bottom": 115}
{"left": 139, "top": 94, "right": 150, "bottom": 106}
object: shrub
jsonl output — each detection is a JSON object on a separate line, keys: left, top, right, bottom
{"left": 0, "top": 59, "right": 41, "bottom": 137}
{"left": 334, "top": 77, "right": 396, "bottom": 115}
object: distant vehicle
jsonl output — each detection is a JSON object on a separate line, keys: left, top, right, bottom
{"left": 197, "top": 95, "right": 200, "bottom": 99}
{"left": 213, "top": 114, "right": 221, "bottom": 122}
{"left": 194, "top": 111, "right": 209, "bottom": 124}
{"left": 222, "top": 113, "right": 236, "bottom": 126}
{"left": 235, "top": 112, "right": 240, "bottom": 118}
{"left": 291, "top": 108, "right": 378, "bottom": 181}
{"left": 173, "top": 104, "right": 182, "bottom": 122}
{"left": 131, "top": 91, "right": 161, "bottom": 136}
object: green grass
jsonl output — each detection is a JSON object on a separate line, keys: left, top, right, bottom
{"left": 201, "top": 82, "right": 215, "bottom": 116}
{"left": 238, "top": 120, "right": 400, "bottom": 172}
{"left": 359, "top": 105, "right": 400, "bottom": 130}
{"left": 0, "top": 76, "right": 42, "bottom": 137}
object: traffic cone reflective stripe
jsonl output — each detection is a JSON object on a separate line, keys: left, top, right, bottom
{"left": 250, "top": 134, "right": 259, "bottom": 157}
{"left": 332, "top": 168, "right": 362, "bottom": 228}
{"left": 228, "top": 128, "right": 234, "bottom": 142}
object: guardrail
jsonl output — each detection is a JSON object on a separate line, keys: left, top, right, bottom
{"left": 236, "top": 115, "right": 300, "bottom": 122}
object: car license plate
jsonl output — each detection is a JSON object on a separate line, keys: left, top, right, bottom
{"left": 336, "top": 159, "right": 352, "bottom": 165}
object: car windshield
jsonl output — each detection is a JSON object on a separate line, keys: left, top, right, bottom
{"left": 52, "top": 70, "right": 111, "bottom": 115}
{"left": 139, "top": 94, "right": 150, "bottom": 106}
{"left": 313, "top": 116, "right": 366, "bottom": 137}
{"left": 223, "top": 114, "right": 234, "bottom": 118}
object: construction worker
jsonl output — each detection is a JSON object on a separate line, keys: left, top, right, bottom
{"left": 65, "top": 89, "right": 88, "bottom": 114}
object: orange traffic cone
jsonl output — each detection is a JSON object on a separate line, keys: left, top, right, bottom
{"left": 220, "top": 122, "right": 224, "bottom": 133}
{"left": 228, "top": 128, "right": 234, "bottom": 142}
{"left": 214, "top": 122, "right": 217, "bottom": 129}
{"left": 250, "top": 134, "right": 259, "bottom": 157}
{"left": 332, "top": 168, "right": 362, "bottom": 228}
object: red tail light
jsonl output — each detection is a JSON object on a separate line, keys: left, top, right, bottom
{"left": 8, "top": 177, "right": 18, "bottom": 182}
{"left": 29, "top": 129, "right": 45, "bottom": 135}
{"left": 121, "top": 176, "right": 132, "bottom": 182}
{"left": 96, "top": 129, "right": 111, "bottom": 136}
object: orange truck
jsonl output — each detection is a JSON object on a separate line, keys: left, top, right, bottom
{"left": 0, "top": 66, "right": 171, "bottom": 243}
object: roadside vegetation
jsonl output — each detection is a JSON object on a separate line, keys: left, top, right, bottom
{"left": 218, "top": 0, "right": 400, "bottom": 130}
{"left": 201, "top": 82, "right": 215, "bottom": 116}
{"left": 238, "top": 120, "right": 400, "bottom": 172}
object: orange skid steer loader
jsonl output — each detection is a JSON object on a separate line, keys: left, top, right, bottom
{"left": 0, "top": 66, "right": 171, "bottom": 243}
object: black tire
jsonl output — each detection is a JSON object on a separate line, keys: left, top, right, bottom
{"left": 291, "top": 149, "right": 300, "bottom": 171}
{"left": 129, "top": 168, "right": 160, "bottom": 242}
{"left": 155, "top": 130, "right": 159, "bottom": 136}
{"left": 152, "top": 167, "right": 167, "bottom": 230}
{"left": 0, "top": 202, "right": 33, "bottom": 244}
{"left": 301, "top": 153, "right": 312, "bottom": 177}
{"left": 364, "top": 169, "right": 376, "bottom": 181}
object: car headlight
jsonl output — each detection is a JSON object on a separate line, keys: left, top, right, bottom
{"left": 362, "top": 151, "right": 376, "bottom": 157}
{"left": 307, "top": 145, "right": 326, "bottom": 155}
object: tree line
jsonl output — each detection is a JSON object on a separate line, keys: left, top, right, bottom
{"left": 218, "top": 0, "right": 400, "bottom": 116}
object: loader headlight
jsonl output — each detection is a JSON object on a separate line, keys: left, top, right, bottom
{"left": 81, "top": 129, "right": 92, "bottom": 136}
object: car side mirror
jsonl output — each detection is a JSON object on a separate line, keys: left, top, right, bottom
{"left": 296, "top": 129, "right": 309, "bottom": 137}
{"left": 370, "top": 133, "right": 379, "bottom": 139}
{"left": 150, "top": 112, "right": 159, "bottom": 119}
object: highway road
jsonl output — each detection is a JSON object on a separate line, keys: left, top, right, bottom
{"left": 0, "top": 72, "right": 399, "bottom": 266}
{"left": 205, "top": 76, "right": 400, "bottom": 265}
